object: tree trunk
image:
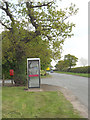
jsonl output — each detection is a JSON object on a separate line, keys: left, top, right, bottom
{"left": 14, "top": 60, "right": 27, "bottom": 86}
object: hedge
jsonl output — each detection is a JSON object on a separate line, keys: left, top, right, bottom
{"left": 69, "top": 66, "right": 90, "bottom": 73}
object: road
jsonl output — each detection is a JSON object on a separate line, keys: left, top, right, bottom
{"left": 41, "top": 72, "right": 88, "bottom": 108}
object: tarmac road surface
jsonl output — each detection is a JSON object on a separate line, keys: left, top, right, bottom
{"left": 41, "top": 72, "right": 88, "bottom": 108}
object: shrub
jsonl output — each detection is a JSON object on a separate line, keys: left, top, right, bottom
{"left": 69, "top": 66, "right": 90, "bottom": 73}
{"left": 40, "top": 70, "right": 46, "bottom": 76}
{"left": 62, "top": 67, "right": 68, "bottom": 72}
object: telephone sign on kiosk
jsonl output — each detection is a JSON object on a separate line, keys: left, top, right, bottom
{"left": 27, "top": 58, "right": 40, "bottom": 88}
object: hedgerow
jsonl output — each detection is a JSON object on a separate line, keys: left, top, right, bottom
{"left": 69, "top": 66, "right": 90, "bottom": 73}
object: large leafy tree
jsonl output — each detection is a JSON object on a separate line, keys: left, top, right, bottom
{"left": 55, "top": 60, "right": 68, "bottom": 71}
{"left": 64, "top": 54, "right": 78, "bottom": 70}
{"left": 2, "top": 29, "right": 52, "bottom": 84}
{"left": 0, "top": 0, "right": 78, "bottom": 85}
{"left": 55, "top": 54, "right": 78, "bottom": 71}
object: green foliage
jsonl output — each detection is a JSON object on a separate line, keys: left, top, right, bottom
{"left": 55, "top": 60, "right": 68, "bottom": 71}
{"left": 1, "top": 1, "right": 79, "bottom": 85}
{"left": 1, "top": 1, "right": 79, "bottom": 60}
{"left": 62, "top": 67, "right": 69, "bottom": 72}
{"left": 2, "top": 31, "right": 51, "bottom": 81}
{"left": 56, "top": 66, "right": 90, "bottom": 74}
{"left": 69, "top": 66, "right": 90, "bottom": 73}
{"left": 55, "top": 54, "right": 78, "bottom": 71}
{"left": 40, "top": 70, "right": 46, "bottom": 76}
{"left": 64, "top": 54, "right": 78, "bottom": 70}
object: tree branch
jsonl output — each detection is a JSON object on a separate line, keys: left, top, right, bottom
{"left": 62, "top": 15, "right": 70, "bottom": 23}
{"left": 0, "top": 20, "right": 12, "bottom": 30}
{"left": 30, "top": 2, "right": 53, "bottom": 8}
{"left": 46, "top": 35, "right": 52, "bottom": 41}
{"left": 5, "top": 2, "right": 8, "bottom": 10}
{"left": 0, "top": 2, "right": 14, "bottom": 24}
{"left": 0, "top": 5, "right": 6, "bottom": 11}
{"left": 26, "top": 2, "right": 38, "bottom": 30}
{"left": 26, "top": 2, "right": 52, "bottom": 29}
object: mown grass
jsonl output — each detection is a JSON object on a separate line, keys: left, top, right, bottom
{"left": 2, "top": 87, "right": 82, "bottom": 118}
{"left": 55, "top": 71, "right": 90, "bottom": 78}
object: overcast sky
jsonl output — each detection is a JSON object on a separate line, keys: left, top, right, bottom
{"left": 52, "top": 0, "right": 89, "bottom": 67}
{"left": 0, "top": 0, "right": 89, "bottom": 67}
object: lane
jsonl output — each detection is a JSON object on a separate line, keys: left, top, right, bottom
{"left": 41, "top": 72, "right": 88, "bottom": 107}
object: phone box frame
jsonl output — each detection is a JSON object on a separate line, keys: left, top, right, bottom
{"left": 27, "top": 58, "right": 40, "bottom": 88}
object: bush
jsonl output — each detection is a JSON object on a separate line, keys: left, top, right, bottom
{"left": 2, "top": 71, "right": 11, "bottom": 79}
{"left": 69, "top": 66, "right": 90, "bottom": 73}
{"left": 62, "top": 67, "right": 68, "bottom": 72}
{"left": 40, "top": 70, "right": 46, "bottom": 76}
{"left": 14, "top": 74, "right": 27, "bottom": 85}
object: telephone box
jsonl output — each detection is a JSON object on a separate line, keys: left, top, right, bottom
{"left": 27, "top": 58, "right": 40, "bottom": 88}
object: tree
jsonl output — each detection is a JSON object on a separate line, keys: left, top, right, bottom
{"left": 64, "top": 54, "right": 78, "bottom": 71}
{"left": 2, "top": 30, "right": 52, "bottom": 84}
{"left": 55, "top": 60, "right": 68, "bottom": 71}
{"left": 0, "top": 1, "right": 78, "bottom": 85}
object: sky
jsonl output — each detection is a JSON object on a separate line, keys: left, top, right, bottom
{"left": 52, "top": 0, "right": 89, "bottom": 67}
{"left": 0, "top": 0, "right": 89, "bottom": 67}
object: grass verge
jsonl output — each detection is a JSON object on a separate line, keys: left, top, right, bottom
{"left": 55, "top": 71, "right": 90, "bottom": 78}
{"left": 2, "top": 87, "right": 82, "bottom": 118}
{"left": 41, "top": 73, "right": 51, "bottom": 78}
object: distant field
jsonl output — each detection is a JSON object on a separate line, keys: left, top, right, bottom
{"left": 2, "top": 87, "right": 82, "bottom": 118}
{"left": 54, "top": 71, "right": 90, "bottom": 78}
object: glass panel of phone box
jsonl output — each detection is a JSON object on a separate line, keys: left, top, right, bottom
{"left": 28, "top": 60, "right": 40, "bottom": 88}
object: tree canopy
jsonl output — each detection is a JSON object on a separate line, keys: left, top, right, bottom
{"left": 64, "top": 54, "right": 78, "bottom": 69}
{"left": 0, "top": 0, "right": 79, "bottom": 85}
{"left": 55, "top": 60, "right": 68, "bottom": 71}
{"left": 55, "top": 54, "right": 78, "bottom": 71}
